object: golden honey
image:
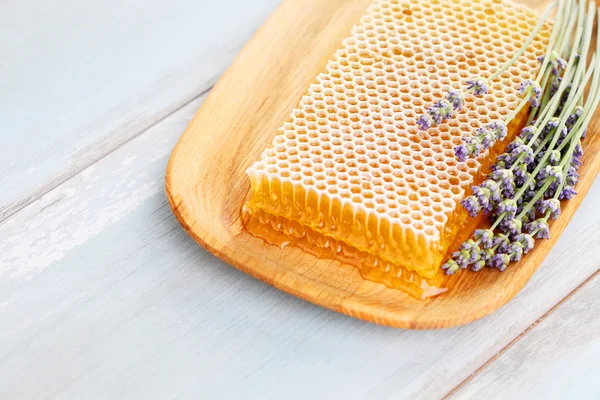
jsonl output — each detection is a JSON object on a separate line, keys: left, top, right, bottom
{"left": 243, "top": 0, "right": 551, "bottom": 299}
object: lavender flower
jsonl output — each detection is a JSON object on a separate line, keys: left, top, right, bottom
{"left": 492, "top": 168, "right": 515, "bottom": 196}
{"left": 492, "top": 233, "right": 511, "bottom": 253}
{"left": 488, "top": 121, "right": 508, "bottom": 141}
{"left": 472, "top": 186, "right": 493, "bottom": 213}
{"left": 504, "top": 218, "right": 522, "bottom": 236}
{"left": 481, "top": 180, "right": 502, "bottom": 203}
{"left": 574, "top": 143, "right": 584, "bottom": 159}
{"left": 559, "top": 186, "right": 577, "bottom": 200}
{"left": 507, "top": 241, "right": 524, "bottom": 262}
{"left": 456, "top": 138, "right": 482, "bottom": 161}
{"left": 417, "top": 113, "right": 433, "bottom": 130}
{"left": 482, "top": 248, "right": 496, "bottom": 266}
{"left": 442, "top": 259, "right": 460, "bottom": 275}
{"left": 514, "top": 164, "right": 528, "bottom": 185}
{"left": 540, "top": 51, "right": 567, "bottom": 75}
{"left": 452, "top": 240, "right": 480, "bottom": 268}
{"left": 491, "top": 253, "right": 511, "bottom": 271}
{"left": 539, "top": 165, "right": 564, "bottom": 185}
{"left": 417, "top": 90, "right": 466, "bottom": 131}
{"left": 471, "top": 260, "right": 486, "bottom": 272}
{"left": 455, "top": 144, "right": 469, "bottom": 162}
{"left": 461, "top": 195, "right": 481, "bottom": 217}
{"left": 567, "top": 106, "right": 583, "bottom": 128}
{"left": 474, "top": 229, "right": 494, "bottom": 248}
{"left": 515, "top": 234, "right": 535, "bottom": 254}
{"left": 548, "top": 150, "right": 561, "bottom": 165}
{"left": 525, "top": 218, "right": 550, "bottom": 239}
{"left": 518, "top": 80, "right": 542, "bottom": 107}
{"left": 539, "top": 198, "right": 561, "bottom": 219}
{"left": 497, "top": 199, "right": 518, "bottom": 219}
{"left": 466, "top": 77, "right": 488, "bottom": 96}
{"left": 511, "top": 142, "right": 535, "bottom": 165}
{"left": 447, "top": 89, "right": 464, "bottom": 111}
{"left": 520, "top": 126, "right": 536, "bottom": 142}
{"left": 566, "top": 167, "right": 579, "bottom": 186}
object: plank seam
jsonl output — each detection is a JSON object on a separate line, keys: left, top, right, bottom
{"left": 0, "top": 85, "right": 214, "bottom": 226}
{"left": 442, "top": 266, "right": 600, "bottom": 399}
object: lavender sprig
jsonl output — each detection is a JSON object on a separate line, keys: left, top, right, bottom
{"left": 443, "top": 0, "right": 600, "bottom": 276}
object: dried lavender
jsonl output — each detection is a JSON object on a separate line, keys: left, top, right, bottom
{"left": 442, "top": 0, "right": 600, "bottom": 275}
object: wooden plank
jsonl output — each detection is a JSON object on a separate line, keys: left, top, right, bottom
{"left": 0, "top": 91, "right": 598, "bottom": 398}
{"left": 0, "top": 0, "right": 280, "bottom": 221}
{"left": 451, "top": 272, "right": 600, "bottom": 399}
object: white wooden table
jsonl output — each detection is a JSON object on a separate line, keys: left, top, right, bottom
{"left": 1, "top": 1, "right": 598, "bottom": 399}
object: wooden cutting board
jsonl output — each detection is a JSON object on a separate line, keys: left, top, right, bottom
{"left": 165, "top": 0, "right": 599, "bottom": 329}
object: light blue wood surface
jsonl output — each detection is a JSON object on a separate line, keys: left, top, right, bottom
{"left": 0, "top": 1, "right": 598, "bottom": 399}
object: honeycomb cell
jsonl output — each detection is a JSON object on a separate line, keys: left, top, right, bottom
{"left": 244, "top": 0, "right": 550, "bottom": 297}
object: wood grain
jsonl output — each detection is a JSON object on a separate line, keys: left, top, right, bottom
{"left": 1, "top": 89, "right": 599, "bottom": 398}
{"left": 165, "top": 0, "right": 600, "bottom": 328}
{"left": 452, "top": 271, "right": 600, "bottom": 399}
{"left": 0, "top": 0, "right": 280, "bottom": 222}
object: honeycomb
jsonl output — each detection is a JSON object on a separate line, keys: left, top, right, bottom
{"left": 243, "top": 0, "right": 551, "bottom": 298}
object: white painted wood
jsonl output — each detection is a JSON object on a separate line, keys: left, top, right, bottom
{"left": 0, "top": 0, "right": 280, "bottom": 221}
{"left": 0, "top": 90, "right": 598, "bottom": 399}
{"left": 452, "top": 273, "right": 600, "bottom": 400}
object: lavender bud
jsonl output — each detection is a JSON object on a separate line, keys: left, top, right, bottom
{"left": 541, "top": 165, "right": 564, "bottom": 185}
{"left": 574, "top": 143, "right": 584, "bottom": 159}
{"left": 567, "top": 166, "right": 579, "bottom": 186}
{"left": 474, "top": 126, "right": 494, "bottom": 150}
{"left": 417, "top": 113, "right": 433, "bottom": 130}
{"left": 520, "top": 126, "right": 536, "bottom": 142}
{"left": 427, "top": 105, "right": 444, "bottom": 125}
{"left": 491, "top": 253, "right": 511, "bottom": 271}
{"left": 487, "top": 121, "right": 508, "bottom": 141}
{"left": 540, "top": 198, "right": 561, "bottom": 219}
{"left": 507, "top": 241, "right": 524, "bottom": 262}
{"left": 492, "top": 233, "right": 510, "bottom": 253}
{"left": 518, "top": 80, "right": 542, "bottom": 107}
{"left": 492, "top": 168, "right": 514, "bottom": 188}
{"left": 571, "top": 156, "right": 582, "bottom": 169}
{"left": 481, "top": 179, "right": 502, "bottom": 203}
{"left": 514, "top": 164, "right": 528, "bottom": 185}
{"left": 497, "top": 199, "right": 517, "bottom": 219}
{"left": 482, "top": 248, "right": 496, "bottom": 266}
{"left": 461, "top": 195, "right": 481, "bottom": 217}
{"left": 471, "top": 260, "right": 486, "bottom": 272}
{"left": 516, "top": 233, "right": 535, "bottom": 254}
{"left": 474, "top": 229, "right": 494, "bottom": 248}
{"left": 466, "top": 77, "right": 488, "bottom": 96}
{"left": 506, "top": 137, "right": 523, "bottom": 153}
{"left": 446, "top": 89, "right": 464, "bottom": 111}
{"left": 567, "top": 106, "right": 583, "bottom": 128}
{"left": 525, "top": 218, "right": 550, "bottom": 239}
{"left": 548, "top": 150, "right": 561, "bottom": 165}
{"left": 546, "top": 117, "right": 560, "bottom": 131}
{"left": 442, "top": 259, "right": 460, "bottom": 275}
{"left": 504, "top": 218, "right": 522, "bottom": 237}
{"left": 455, "top": 144, "right": 468, "bottom": 162}
{"left": 472, "top": 186, "right": 492, "bottom": 213}
{"left": 559, "top": 185, "right": 577, "bottom": 200}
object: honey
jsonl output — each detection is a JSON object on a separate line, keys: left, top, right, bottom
{"left": 243, "top": 0, "right": 551, "bottom": 298}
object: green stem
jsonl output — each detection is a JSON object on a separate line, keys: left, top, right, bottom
{"left": 488, "top": 2, "right": 558, "bottom": 83}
